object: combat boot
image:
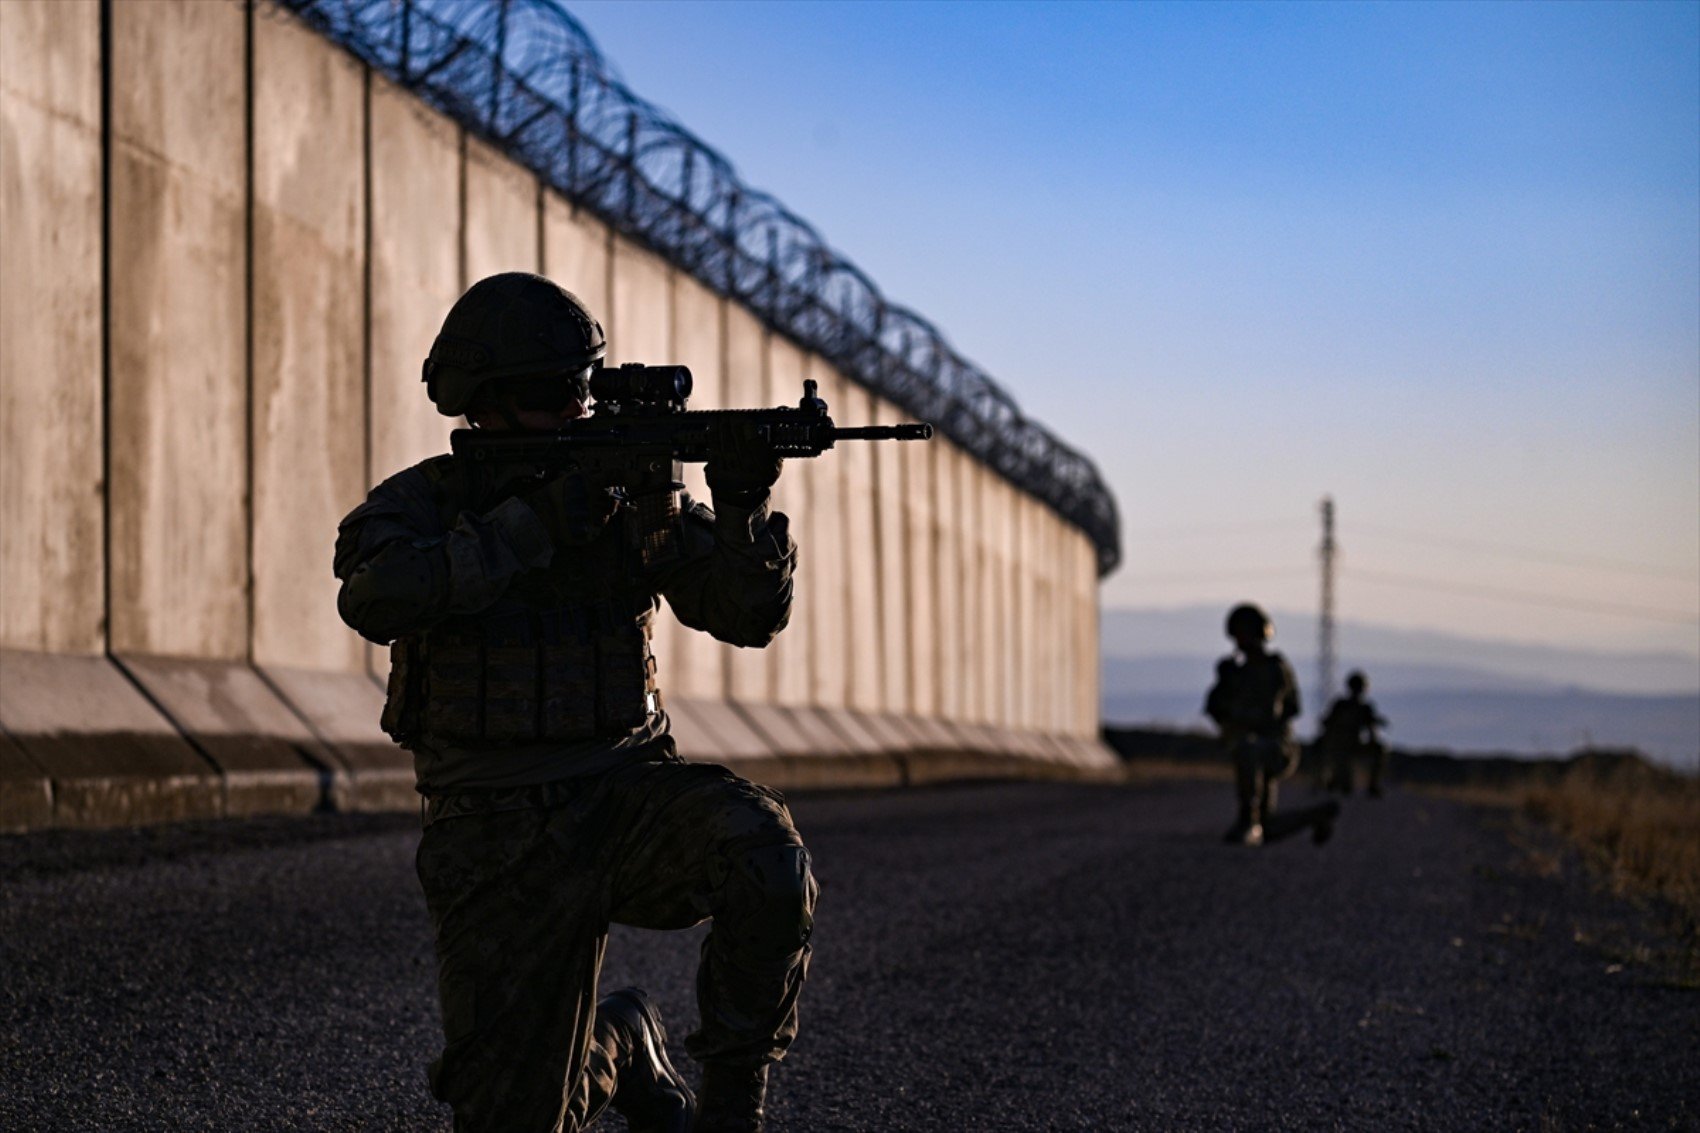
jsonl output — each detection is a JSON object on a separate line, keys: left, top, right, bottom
{"left": 691, "top": 1062, "right": 769, "bottom": 1133}
{"left": 600, "top": 988, "right": 695, "bottom": 1133}
{"left": 1311, "top": 798, "right": 1341, "bottom": 846}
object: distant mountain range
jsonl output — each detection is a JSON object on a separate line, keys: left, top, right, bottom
{"left": 1101, "top": 606, "right": 1700, "bottom": 771}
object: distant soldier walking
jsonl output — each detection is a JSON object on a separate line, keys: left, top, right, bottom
{"left": 1320, "top": 670, "right": 1390, "bottom": 797}
{"left": 335, "top": 273, "right": 814, "bottom": 1132}
{"left": 1204, "top": 604, "right": 1340, "bottom": 846}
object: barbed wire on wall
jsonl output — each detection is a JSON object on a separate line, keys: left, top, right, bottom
{"left": 276, "top": 0, "right": 1122, "bottom": 575}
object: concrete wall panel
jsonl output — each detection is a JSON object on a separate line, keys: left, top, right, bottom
{"left": 837, "top": 381, "right": 883, "bottom": 713}
{"left": 954, "top": 446, "right": 985, "bottom": 725}
{"left": 368, "top": 77, "right": 460, "bottom": 482}
{"left": 665, "top": 272, "right": 726, "bottom": 701}
{"left": 0, "top": 0, "right": 104, "bottom": 654}
{"left": 872, "top": 396, "right": 910, "bottom": 713}
{"left": 933, "top": 439, "right": 965, "bottom": 722}
{"left": 366, "top": 76, "right": 462, "bottom": 679}
{"left": 464, "top": 137, "right": 538, "bottom": 278}
{"left": 1015, "top": 494, "right": 1039, "bottom": 730}
{"left": 902, "top": 408, "right": 938, "bottom": 717}
{"left": 765, "top": 338, "right": 812, "bottom": 707}
{"left": 982, "top": 467, "right": 1004, "bottom": 727}
{"left": 542, "top": 193, "right": 609, "bottom": 319}
{"left": 606, "top": 237, "right": 671, "bottom": 366}
{"left": 108, "top": 0, "right": 249, "bottom": 659}
{"left": 1076, "top": 528, "right": 1100, "bottom": 737}
{"left": 1001, "top": 479, "right": 1024, "bottom": 730}
{"left": 1026, "top": 503, "right": 1054, "bottom": 728}
{"left": 607, "top": 238, "right": 682, "bottom": 689}
{"left": 250, "top": 10, "right": 367, "bottom": 673}
{"left": 806, "top": 364, "right": 849, "bottom": 709}
{"left": 722, "top": 306, "right": 770, "bottom": 703}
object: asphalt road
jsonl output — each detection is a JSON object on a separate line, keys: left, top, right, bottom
{"left": 1, "top": 779, "right": 1695, "bottom": 1132}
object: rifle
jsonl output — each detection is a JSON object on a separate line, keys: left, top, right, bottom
{"left": 450, "top": 363, "right": 933, "bottom": 568}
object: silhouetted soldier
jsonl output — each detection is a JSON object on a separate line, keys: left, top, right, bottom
{"left": 1204, "top": 604, "right": 1340, "bottom": 846}
{"left": 1320, "top": 670, "right": 1390, "bottom": 797}
{"left": 335, "top": 273, "right": 813, "bottom": 1133}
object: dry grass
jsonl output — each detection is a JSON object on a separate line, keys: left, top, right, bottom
{"left": 1521, "top": 760, "right": 1700, "bottom": 944}
{"left": 1431, "top": 757, "right": 1700, "bottom": 959}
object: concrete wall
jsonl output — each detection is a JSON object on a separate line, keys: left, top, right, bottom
{"left": 0, "top": 0, "right": 105, "bottom": 657}
{"left": 251, "top": 9, "right": 367, "bottom": 674}
{"left": 107, "top": 0, "right": 250, "bottom": 661}
{"left": 0, "top": 1, "right": 1114, "bottom": 831}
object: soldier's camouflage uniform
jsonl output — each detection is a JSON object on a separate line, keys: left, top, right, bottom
{"left": 1205, "top": 649, "right": 1303, "bottom": 834}
{"left": 335, "top": 453, "right": 815, "bottom": 1132}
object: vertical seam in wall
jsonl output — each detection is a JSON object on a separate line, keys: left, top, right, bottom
{"left": 243, "top": 0, "right": 257, "bottom": 666}
{"left": 761, "top": 331, "right": 777, "bottom": 702}
{"left": 866, "top": 391, "right": 886, "bottom": 716}
{"left": 99, "top": 0, "right": 113, "bottom": 666}
{"left": 456, "top": 130, "right": 467, "bottom": 289}
{"left": 930, "top": 442, "right": 943, "bottom": 720}
{"left": 360, "top": 63, "right": 376, "bottom": 682}
{"left": 798, "top": 355, "right": 815, "bottom": 709}
{"left": 534, "top": 176, "right": 544, "bottom": 272}
{"left": 602, "top": 222, "right": 614, "bottom": 347}
{"left": 361, "top": 65, "right": 373, "bottom": 495}
{"left": 719, "top": 297, "right": 734, "bottom": 703}
{"left": 899, "top": 409, "right": 915, "bottom": 716}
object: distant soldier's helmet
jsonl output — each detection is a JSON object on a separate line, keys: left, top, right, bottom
{"left": 423, "top": 272, "right": 607, "bottom": 416}
{"left": 1225, "top": 603, "right": 1272, "bottom": 641}
{"left": 1346, "top": 670, "right": 1368, "bottom": 694}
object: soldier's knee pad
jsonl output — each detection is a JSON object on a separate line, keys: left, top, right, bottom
{"left": 725, "top": 842, "right": 815, "bottom": 948}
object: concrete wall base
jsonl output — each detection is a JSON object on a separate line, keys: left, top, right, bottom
{"left": 114, "top": 654, "right": 329, "bottom": 818}
{"left": 668, "top": 697, "right": 774, "bottom": 763}
{"left": 259, "top": 666, "right": 416, "bottom": 812}
{"left": 1, "top": 733, "right": 54, "bottom": 831}
{"left": 0, "top": 650, "right": 220, "bottom": 831}
{"left": 0, "top": 647, "right": 1119, "bottom": 832}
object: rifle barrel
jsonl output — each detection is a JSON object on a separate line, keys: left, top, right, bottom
{"left": 833, "top": 424, "right": 934, "bottom": 441}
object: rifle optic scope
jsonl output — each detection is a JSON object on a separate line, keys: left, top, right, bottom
{"left": 591, "top": 363, "right": 692, "bottom": 407}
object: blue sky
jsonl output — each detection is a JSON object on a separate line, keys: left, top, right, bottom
{"left": 566, "top": 0, "right": 1700, "bottom": 659}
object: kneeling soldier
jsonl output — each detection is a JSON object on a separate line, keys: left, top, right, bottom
{"left": 1204, "top": 603, "right": 1340, "bottom": 847}
{"left": 335, "top": 273, "right": 814, "bottom": 1132}
{"left": 1320, "top": 670, "right": 1390, "bottom": 797}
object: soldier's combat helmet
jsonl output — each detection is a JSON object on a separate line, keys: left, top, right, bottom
{"left": 423, "top": 272, "right": 606, "bottom": 416}
{"left": 1225, "top": 602, "right": 1272, "bottom": 642}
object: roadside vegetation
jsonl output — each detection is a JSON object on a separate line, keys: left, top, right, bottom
{"left": 1520, "top": 754, "right": 1700, "bottom": 945}
{"left": 1104, "top": 727, "right": 1700, "bottom": 966}
{"left": 1429, "top": 750, "right": 1700, "bottom": 975}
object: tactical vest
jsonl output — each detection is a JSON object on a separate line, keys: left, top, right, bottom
{"left": 1223, "top": 653, "right": 1294, "bottom": 735}
{"left": 379, "top": 457, "right": 662, "bottom": 746}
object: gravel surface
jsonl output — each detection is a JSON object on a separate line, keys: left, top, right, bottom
{"left": 1, "top": 780, "right": 1695, "bottom": 1131}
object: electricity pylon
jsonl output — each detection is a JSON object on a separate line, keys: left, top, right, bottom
{"left": 1318, "top": 495, "right": 1337, "bottom": 711}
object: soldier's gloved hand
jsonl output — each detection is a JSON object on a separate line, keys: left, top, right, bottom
{"left": 518, "top": 470, "right": 617, "bottom": 547}
{"left": 705, "top": 421, "right": 783, "bottom": 501}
